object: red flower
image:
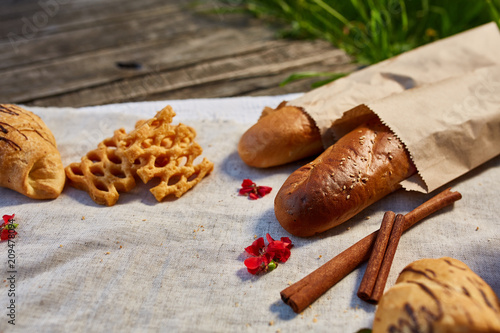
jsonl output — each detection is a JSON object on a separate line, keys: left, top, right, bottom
{"left": 1, "top": 214, "right": 17, "bottom": 241}
{"left": 243, "top": 233, "right": 293, "bottom": 275}
{"left": 239, "top": 179, "right": 272, "bottom": 200}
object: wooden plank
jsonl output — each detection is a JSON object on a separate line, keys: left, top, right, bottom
{"left": 0, "top": 25, "right": 277, "bottom": 102}
{"left": 144, "top": 62, "right": 357, "bottom": 102}
{"left": 0, "top": 0, "right": 184, "bottom": 28}
{"left": 25, "top": 40, "right": 353, "bottom": 107}
{"left": 0, "top": 1, "right": 207, "bottom": 69}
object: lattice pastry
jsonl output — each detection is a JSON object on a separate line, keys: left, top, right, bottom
{"left": 65, "top": 105, "right": 214, "bottom": 206}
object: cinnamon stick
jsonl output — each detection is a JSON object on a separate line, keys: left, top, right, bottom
{"left": 368, "top": 214, "right": 405, "bottom": 304}
{"left": 357, "top": 211, "right": 396, "bottom": 302}
{"left": 280, "top": 188, "right": 462, "bottom": 313}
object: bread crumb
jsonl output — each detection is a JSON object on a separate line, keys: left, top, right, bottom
{"left": 475, "top": 227, "right": 479, "bottom": 231}
{"left": 254, "top": 235, "right": 258, "bottom": 239}
{"left": 288, "top": 281, "right": 293, "bottom": 286}
{"left": 105, "top": 252, "right": 110, "bottom": 255}
{"left": 119, "top": 245, "right": 123, "bottom": 249}
{"left": 269, "top": 320, "right": 274, "bottom": 326}
{"left": 318, "top": 255, "right": 322, "bottom": 259}
{"left": 81, "top": 216, "right": 85, "bottom": 220}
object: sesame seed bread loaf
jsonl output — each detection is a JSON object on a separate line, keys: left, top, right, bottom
{"left": 0, "top": 104, "right": 65, "bottom": 199}
{"left": 238, "top": 104, "right": 323, "bottom": 168}
{"left": 274, "top": 116, "right": 416, "bottom": 237}
{"left": 373, "top": 257, "right": 500, "bottom": 333}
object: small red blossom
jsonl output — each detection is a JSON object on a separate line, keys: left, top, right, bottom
{"left": 243, "top": 233, "right": 293, "bottom": 275}
{"left": 239, "top": 179, "right": 272, "bottom": 200}
{"left": 1, "top": 214, "right": 17, "bottom": 241}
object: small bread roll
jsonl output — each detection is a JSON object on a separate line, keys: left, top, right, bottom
{"left": 238, "top": 104, "right": 323, "bottom": 168}
{"left": 373, "top": 257, "right": 500, "bottom": 333}
{"left": 0, "top": 104, "right": 65, "bottom": 199}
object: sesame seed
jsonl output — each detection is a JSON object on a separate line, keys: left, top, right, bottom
{"left": 353, "top": 162, "right": 357, "bottom": 166}
{"left": 388, "top": 155, "right": 393, "bottom": 160}
{"left": 360, "top": 136, "right": 365, "bottom": 140}
{"left": 346, "top": 195, "right": 350, "bottom": 200}
{"left": 350, "top": 185, "right": 354, "bottom": 189}
{"left": 388, "top": 137, "right": 392, "bottom": 140}
{"left": 341, "top": 157, "right": 346, "bottom": 161}
{"left": 340, "top": 161, "right": 343, "bottom": 165}
{"left": 362, "top": 178, "right": 368, "bottom": 182}
{"left": 350, "top": 174, "right": 355, "bottom": 177}
{"left": 347, "top": 156, "right": 351, "bottom": 160}
{"left": 343, "top": 185, "right": 346, "bottom": 190}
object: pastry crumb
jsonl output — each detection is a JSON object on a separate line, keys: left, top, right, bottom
{"left": 475, "top": 227, "right": 479, "bottom": 231}
{"left": 81, "top": 216, "right": 85, "bottom": 220}
{"left": 269, "top": 320, "right": 274, "bottom": 326}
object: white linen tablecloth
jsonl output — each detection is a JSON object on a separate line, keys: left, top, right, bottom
{"left": 0, "top": 95, "right": 499, "bottom": 332}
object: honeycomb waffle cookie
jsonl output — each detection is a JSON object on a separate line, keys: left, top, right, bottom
{"left": 65, "top": 129, "right": 137, "bottom": 206}
{"left": 120, "top": 106, "right": 214, "bottom": 202}
{"left": 65, "top": 105, "right": 213, "bottom": 206}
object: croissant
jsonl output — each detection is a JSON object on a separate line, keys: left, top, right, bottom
{"left": 0, "top": 104, "right": 65, "bottom": 199}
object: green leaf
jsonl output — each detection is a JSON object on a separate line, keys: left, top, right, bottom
{"left": 356, "top": 329, "right": 372, "bottom": 333}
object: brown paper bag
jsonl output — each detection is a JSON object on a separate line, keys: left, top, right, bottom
{"left": 335, "top": 66, "right": 500, "bottom": 193}
{"left": 288, "top": 22, "right": 500, "bottom": 149}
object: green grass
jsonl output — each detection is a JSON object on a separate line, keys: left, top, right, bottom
{"left": 218, "top": 0, "right": 500, "bottom": 84}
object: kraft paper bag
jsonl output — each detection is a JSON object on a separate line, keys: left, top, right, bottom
{"left": 333, "top": 66, "right": 500, "bottom": 193}
{"left": 285, "top": 22, "right": 500, "bottom": 148}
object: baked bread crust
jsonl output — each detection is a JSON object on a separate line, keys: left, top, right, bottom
{"left": 274, "top": 117, "right": 415, "bottom": 237}
{"left": 238, "top": 105, "right": 323, "bottom": 168}
{"left": 373, "top": 257, "right": 500, "bottom": 333}
{"left": 0, "top": 104, "right": 65, "bottom": 199}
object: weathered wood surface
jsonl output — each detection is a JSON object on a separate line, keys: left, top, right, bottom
{"left": 0, "top": 0, "right": 354, "bottom": 107}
